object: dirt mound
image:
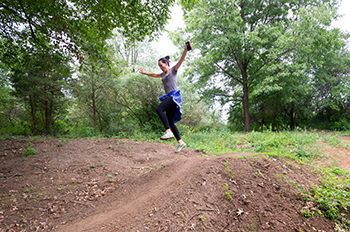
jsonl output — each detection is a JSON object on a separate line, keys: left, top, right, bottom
{"left": 0, "top": 137, "right": 334, "bottom": 231}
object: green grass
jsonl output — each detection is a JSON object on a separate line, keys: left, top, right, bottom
{"left": 127, "top": 125, "right": 347, "bottom": 161}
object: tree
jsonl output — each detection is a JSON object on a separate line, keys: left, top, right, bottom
{"left": 70, "top": 36, "right": 165, "bottom": 135}
{"left": 9, "top": 50, "right": 71, "bottom": 134}
{"left": 0, "top": 63, "right": 23, "bottom": 134}
{"left": 309, "top": 48, "right": 350, "bottom": 130}
{"left": 179, "top": 0, "right": 342, "bottom": 131}
{"left": 72, "top": 53, "right": 127, "bottom": 134}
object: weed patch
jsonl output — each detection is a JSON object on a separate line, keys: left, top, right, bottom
{"left": 303, "top": 168, "right": 350, "bottom": 227}
{"left": 21, "top": 142, "right": 38, "bottom": 157}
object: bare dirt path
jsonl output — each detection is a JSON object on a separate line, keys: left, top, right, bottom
{"left": 1, "top": 137, "right": 347, "bottom": 231}
{"left": 57, "top": 155, "right": 205, "bottom": 231}
{"left": 312, "top": 136, "right": 350, "bottom": 171}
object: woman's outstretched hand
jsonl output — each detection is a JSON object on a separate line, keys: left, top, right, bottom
{"left": 139, "top": 68, "right": 162, "bottom": 78}
{"left": 185, "top": 42, "right": 190, "bottom": 52}
{"left": 139, "top": 68, "right": 146, "bottom": 74}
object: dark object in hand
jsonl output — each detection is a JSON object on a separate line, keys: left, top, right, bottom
{"left": 186, "top": 41, "right": 192, "bottom": 51}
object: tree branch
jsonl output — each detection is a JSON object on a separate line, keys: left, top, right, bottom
{"left": 248, "top": 42, "right": 300, "bottom": 88}
{"left": 18, "top": 0, "right": 37, "bottom": 43}
{"left": 214, "top": 62, "right": 243, "bottom": 84}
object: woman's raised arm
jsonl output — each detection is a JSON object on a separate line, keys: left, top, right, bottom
{"left": 174, "top": 43, "right": 189, "bottom": 72}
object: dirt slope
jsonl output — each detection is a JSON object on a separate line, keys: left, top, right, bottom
{"left": 0, "top": 137, "right": 338, "bottom": 231}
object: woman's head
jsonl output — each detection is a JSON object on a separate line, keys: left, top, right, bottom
{"left": 158, "top": 56, "right": 170, "bottom": 72}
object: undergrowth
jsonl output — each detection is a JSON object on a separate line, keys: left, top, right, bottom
{"left": 296, "top": 167, "right": 350, "bottom": 230}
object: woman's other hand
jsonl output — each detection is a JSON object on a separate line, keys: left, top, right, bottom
{"left": 139, "top": 68, "right": 146, "bottom": 74}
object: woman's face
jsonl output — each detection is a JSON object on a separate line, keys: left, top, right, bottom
{"left": 158, "top": 60, "right": 169, "bottom": 73}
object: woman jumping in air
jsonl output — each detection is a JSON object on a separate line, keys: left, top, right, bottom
{"left": 139, "top": 43, "right": 190, "bottom": 153}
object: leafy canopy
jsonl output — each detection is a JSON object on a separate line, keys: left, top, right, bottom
{"left": 0, "top": 0, "right": 176, "bottom": 63}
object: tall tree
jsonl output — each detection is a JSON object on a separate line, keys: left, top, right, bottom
{"left": 310, "top": 48, "right": 350, "bottom": 129}
{"left": 72, "top": 57, "right": 122, "bottom": 134}
{"left": 178, "top": 0, "right": 342, "bottom": 131}
{"left": 9, "top": 50, "right": 71, "bottom": 134}
{"left": 0, "top": 62, "right": 22, "bottom": 133}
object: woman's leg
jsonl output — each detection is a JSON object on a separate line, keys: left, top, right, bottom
{"left": 156, "top": 97, "right": 175, "bottom": 131}
{"left": 157, "top": 97, "right": 186, "bottom": 152}
{"left": 168, "top": 106, "right": 186, "bottom": 152}
{"left": 165, "top": 104, "right": 181, "bottom": 141}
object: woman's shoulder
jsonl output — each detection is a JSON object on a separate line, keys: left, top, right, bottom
{"left": 171, "top": 66, "right": 177, "bottom": 74}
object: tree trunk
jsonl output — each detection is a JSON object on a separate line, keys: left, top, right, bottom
{"left": 92, "top": 87, "right": 97, "bottom": 133}
{"left": 289, "top": 104, "right": 295, "bottom": 130}
{"left": 45, "top": 101, "right": 53, "bottom": 135}
{"left": 45, "top": 100, "right": 49, "bottom": 134}
{"left": 29, "top": 95, "right": 37, "bottom": 134}
{"left": 242, "top": 71, "right": 251, "bottom": 131}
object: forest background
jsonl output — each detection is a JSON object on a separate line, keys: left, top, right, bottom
{"left": 1, "top": 0, "right": 350, "bottom": 137}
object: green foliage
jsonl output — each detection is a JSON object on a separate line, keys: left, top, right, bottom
{"left": 301, "top": 209, "right": 312, "bottom": 218}
{"left": 123, "top": 73, "right": 164, "bottom": 132}
{"left": 71, "top": 127, "right": 97, "bottom": 138}
{"left": 245, "top": 129, "right": 323, "bottom": 161}
{"left": 0, "top": 64, "right": 27, "bottom": 135}
{"left": 321, "top": 133, "right": 343, "bottom": 147}
{"left": 127, "top": 124, "right": 345, "bottom": 161}
{"left": 182, "top": 125, "right": 240, "bottom": 155}
{"left": 21, "top": 142, "right": 38, "bottom": 157}
{"left": 306, "top": 49, "right": 350, "bottom": 131}
{"left": 177, "top": 76, "right": 208, "bottom": 127}
{"left": 301, "top": 168, "right": 350, "bottom": 226}
{"left": 0, "top": 0, "right": 176, "bottom": 63}
{"left": 71, "top": 51, "right": 124, "bottom": 136}
{"left": 173, "top": 0, "right": 345, "bottom": 131}
{"left": 1, "top": 45, "right": 72, "bottom": 135}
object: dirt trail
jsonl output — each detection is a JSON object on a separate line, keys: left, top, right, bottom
{"left": 57, "top": 156, "right": 202, "bottom": 231}
{"left": 57, "top": 153, "right": 248, "bottom": 232}
{"left": 1, "top": 137, "right": 347, "bottom": 231}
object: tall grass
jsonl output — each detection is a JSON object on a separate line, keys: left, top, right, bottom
{"left": 127, "top": 125, "right": 348, "bottom": 161}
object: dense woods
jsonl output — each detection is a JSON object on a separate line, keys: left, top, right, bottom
{"left": 1, "top": 0, "right": 350, "bottom": 136}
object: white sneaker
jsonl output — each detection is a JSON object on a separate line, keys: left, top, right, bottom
{"left": 175, "top": 142, "right": 186, "bottom": 153}
{"left": 160, "top": 131, "right": 174, "bottom": 140}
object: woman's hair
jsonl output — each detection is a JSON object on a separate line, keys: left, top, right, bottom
{"left": 158, "top": 56, "right": 170, "bottom": 66}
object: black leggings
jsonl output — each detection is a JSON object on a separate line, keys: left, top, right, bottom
{"left": 156, "top": 96, "right": 181, "bottom": 141}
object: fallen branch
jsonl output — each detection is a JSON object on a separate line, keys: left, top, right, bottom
{"left": 0, "top": 147, "right": 19, "bottom": 151}
{"left": 130, "top": 166, "right": 150, "bottom": 170}
{"left": 198, "top": 208, "right": 215, "bottom": 212}
{"left": 0, "top": 173, "right": 23, "bottom": 178}
{"left": 86, "top": 145, "right": 95, "bottom": 150}
{"left": 34, "top": 172, "right": 46, "bottom": 175}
